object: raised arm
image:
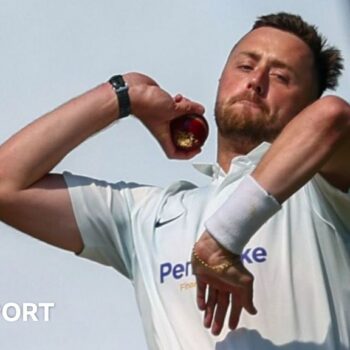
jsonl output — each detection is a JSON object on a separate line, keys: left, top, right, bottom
{"left": 192, "top": 95, "right": 350, "bottom": 335}
{"left": 0, "top": 73, "right": 204, "bottom": 253}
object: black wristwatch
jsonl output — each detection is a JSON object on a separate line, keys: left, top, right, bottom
{"left": 108, "top": 75, "right": 131, "bottom": 118}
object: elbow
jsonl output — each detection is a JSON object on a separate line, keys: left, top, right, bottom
{"left": 0, "top": 173, "right": 8, "bottom": 196}
{"left": 0, "top": 186, "right": 8, "bottom": 221}
{"left": 0, "top": 177, "right": 14, "bottom": 211}
{"left": 0, "top": 181, "right": 9, "bottom": 210}
{"left": 0, "top": 176, "right": 6, "bottom": 204}
{"left": 314, "top": 96, "right": 350, "bottom": 145}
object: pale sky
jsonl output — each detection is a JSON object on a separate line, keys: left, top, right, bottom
{"left": 0, "top": 0, "right": 349, "bottom": 349}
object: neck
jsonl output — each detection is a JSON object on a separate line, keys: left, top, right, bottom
{"left": 216, "top": 134, "right": 259, "bottom": 172}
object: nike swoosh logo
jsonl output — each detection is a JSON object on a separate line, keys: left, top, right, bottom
{"left": 155, "top": 213, "right": 183, "bottom": 228}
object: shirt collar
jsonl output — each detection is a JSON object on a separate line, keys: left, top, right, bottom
{"left": 193, "top": 142, "right": 271, "bottom": 179}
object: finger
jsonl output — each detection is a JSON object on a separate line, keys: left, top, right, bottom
{"left": 212, "top": 291, "right": 230, "bottom": 336}
{"left": 226, "top": 263, "right": 257, "bottom": 315}
{"left": 204, "top": 287, "right": 217, "bottom": 329}
{"left": 173, "top": 94, "right": 183, "bottom": 103}
{"left": 229, "top": 292, "right": 243, "bottom": 330}
{"left": 239, "top": 273, "right": 257, "bottom": 315}
{"left": 174, "top": 97, "right": 205, "bottom": 116}
{"left": 196, "top": 277, "right": 207, "bottom": 311}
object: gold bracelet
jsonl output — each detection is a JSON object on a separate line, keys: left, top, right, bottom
{"left": 192, "top": 244, "right": 234, "bottom": 274}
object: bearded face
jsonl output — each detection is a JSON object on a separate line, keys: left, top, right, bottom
{"left": 215, "top": 91, "right": 286, "bottom": 145}
{"left": 214, "top": 28, "right": 318, "bottom": 151}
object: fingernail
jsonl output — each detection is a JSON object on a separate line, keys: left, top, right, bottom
{"left": 212, "top": 325, "right": 219, "bottom": 336}
{"left": 199, "top": 299, "right": 206, "bottom": 310}
{"left": 229, "top": 323, "right": 237, "bottom": 330}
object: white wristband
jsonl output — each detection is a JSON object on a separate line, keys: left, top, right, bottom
{"left": 205, "top": 175, "right": 281, "bottom": 254}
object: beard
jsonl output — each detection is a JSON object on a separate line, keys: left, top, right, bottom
{"left": 215, "top": 92, "right": 284, "bottom": 147}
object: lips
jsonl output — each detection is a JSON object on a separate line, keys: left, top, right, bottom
{"left": 232, "top": 96, "right": 269, "bottom": 114}
{"left": 236, "top": 99, "right": 262, "bottom": 108}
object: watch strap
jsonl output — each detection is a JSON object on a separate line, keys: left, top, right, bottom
{"left": 109, "top": 75, "right": 131, "bottom": 118}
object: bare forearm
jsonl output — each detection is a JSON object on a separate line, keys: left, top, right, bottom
{"left": 0, "top": 83, "right": 118, "bottom": 191}
{"left": 0, "top": 73, "right": 205, "bottom": 193}
{"left": 252, "top": 96, "right": 350, "bottom": 202}
{"left": 0, "top": 73, "right": 204, "bottom": 253}
{"left": 204, "top": 97, "right": 350, "bottom": 255}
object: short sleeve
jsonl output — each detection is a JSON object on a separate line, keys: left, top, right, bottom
{"left": 307, "top": 174, "right": 350, "bottom": 232}
{"left": 63, "top": 172, "right": 160, "bottom": 279}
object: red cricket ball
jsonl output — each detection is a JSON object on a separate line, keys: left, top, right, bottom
{"left": 170, "top": 114, "right": 209, "bottom": 151}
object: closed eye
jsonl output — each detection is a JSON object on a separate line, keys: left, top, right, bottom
{"left": 238, "top": 64, "right": 253, "bottom": 72}
{"left": 271, "top": 73, "right": 289, "bottom": 84}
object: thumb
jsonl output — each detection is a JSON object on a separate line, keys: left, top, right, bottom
{"left": 173, "top": 95, "right": 205, "bottom": 117}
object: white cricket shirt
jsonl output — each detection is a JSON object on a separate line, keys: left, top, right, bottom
{"left": 63, "top": 142, "right": 350, "bottom": 350}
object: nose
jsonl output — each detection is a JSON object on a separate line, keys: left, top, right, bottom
{"left": 246, "top": 68, "right": 268, "bottom": 96}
